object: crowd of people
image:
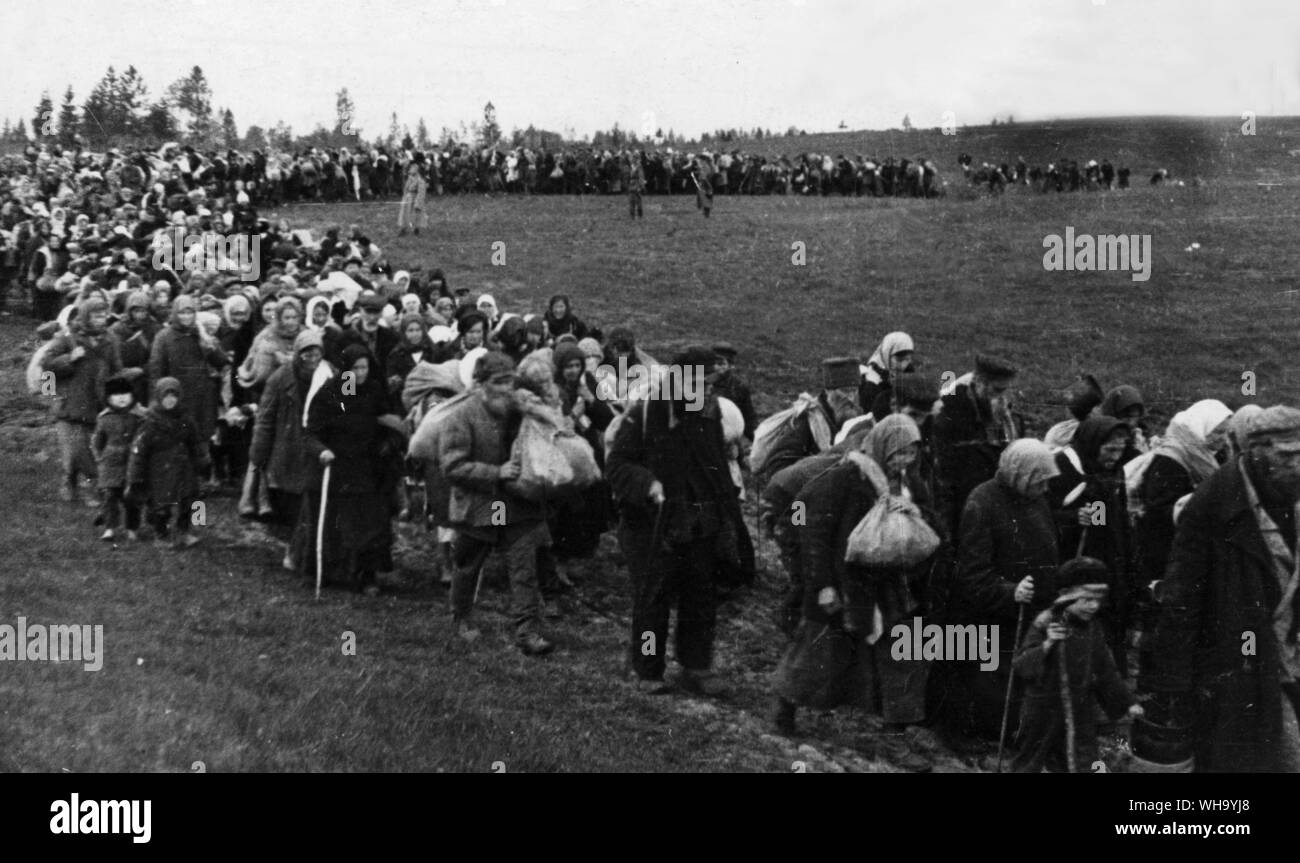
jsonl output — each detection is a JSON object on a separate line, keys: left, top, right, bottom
{"left": 9, "top": 140, "right": 1294, "bottom": 775}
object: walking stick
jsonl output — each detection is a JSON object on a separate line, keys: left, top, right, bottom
{"left": 1060, "top": 632, "right": 1077, "bottom": 773}
{"left": 315, "top": 463, "right": 331, "bottom": 601}
{"left": 995, "top": 601, "right": 1028, "bottom": 773}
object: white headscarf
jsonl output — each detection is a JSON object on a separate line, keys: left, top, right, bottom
{"left": 863, "top": 331, "right": 915, "bottom": 385}
{"left": 996, "top": 439, "right": 1061, "bottom": 497}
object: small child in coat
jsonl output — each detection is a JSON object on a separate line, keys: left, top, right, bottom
{"left": 1011, "top": 557, "right": 1144, "bottom": 773}
{"left": 91, "top": 375, "right": 147, "bottom": 541}
{"left": 127, "top": 376, "right": 207, "bottom": 549}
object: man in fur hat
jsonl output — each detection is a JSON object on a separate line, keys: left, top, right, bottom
{"left": 1142, "top": 405, "right": 1300, "bottom": 772}
{"left": 755, "top": 357, "right": 863, "bottom": 489}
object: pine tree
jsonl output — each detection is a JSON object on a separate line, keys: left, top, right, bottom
{"left": 415, "top": 118, "right": 430, "bottom": 149}
{"left": 388, "top": 112, "right": 400, "bottom": 148}
{"left": 219, "top": 108, "right": 239, "bottom": 149}
{"left": 82, "top": 66, "right": 119, "bottom": 142}
{"left": 13, "top": 118, "right": 28, "bottom": 144}
{"left": 167, "top": 66, "right": 214, "bottom": 146}
{"left": 243, "top": 124, "right": 267, "bottom": 151}
{"left": 143, "top": 100, "right": 178, "bottom": 143}
{"left": 57, "top": 86, "right": 80, "bottom": 149}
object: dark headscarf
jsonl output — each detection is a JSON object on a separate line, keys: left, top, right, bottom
{"left": 1071, "top": 415, "right": 1128, "bottom": 474}
{"left": 1100, "top": 385, "right": 1143, "bottom": 419}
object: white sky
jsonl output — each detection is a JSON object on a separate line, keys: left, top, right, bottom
{"left": 3, "top": 0, "right": 1297, "bottom": 140}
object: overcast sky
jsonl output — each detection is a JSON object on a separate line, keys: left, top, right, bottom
{"left": 3, "top": 0, "right": 1297, "bottom": 141}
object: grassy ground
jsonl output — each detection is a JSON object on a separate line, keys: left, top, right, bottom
{"left": 4, "top": 117, "right": 1299, "bottom": 772}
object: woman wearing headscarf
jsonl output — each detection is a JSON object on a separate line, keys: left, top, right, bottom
{"left": 1100, "top": 384, "right": 1150, "bottom": 461}
{"left": 771, "top": 416, "right": 938, "bottom": 768}
{"left": 237, "top": 296, "right": 303, "bottom": 395}
{"left": 544, "top": 342, "right": 615, "bottom": 580}
{"left": 294, "top": 343, "right": 405, "bottom": 595}
{"left": 436, "top": 310, "right": 488, "bottom": 362}
{"left": 943, "top": 439, "right": 1061, "bottom": 741}
{"left": 249, "top": 330, "right": 329, "bottom": 569}
{"left": 108, "top": 290, "right": 160, "bottom": 406}
{"left": 147, "top": 294, "right": 229, "bottom": 469}
{"left": 305, "top": 294, "right": 344, "bottom": 359}
{"left": 1047, "top": 415, "right": 1136, "bottom": 670}
{"left": 1133, "top": 399, "right": 1233, "bottom": 667}
{"left": 385, "top": 312, "right": 438, "bottom": 396}
{"left": 543, "top": 294, "right": 588, "bottom": 343}
{"left": 476, "top": 293, "right": 500, "bottom": 330}
{"left": 858, "top": 331, "right": 915, "bottom": 420}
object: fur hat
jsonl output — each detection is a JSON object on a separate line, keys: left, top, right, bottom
{"left": 821, "top": 356, "right": 859, "bottom": 390}
{"left": 105, "top": 375, "right": 135, "bottom": 398}
{"left": 1053, "top": 557, "right": 1110, "bottom": 608}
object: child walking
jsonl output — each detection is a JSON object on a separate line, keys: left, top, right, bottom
{"left": 91, "top": 375, "right": 146, "bottom": 542}
{"left": 128, "top": 377, "right": 207, "bottom": 549}
{"left": 1011, "top": 557, "right": 1144, "bottom": 773}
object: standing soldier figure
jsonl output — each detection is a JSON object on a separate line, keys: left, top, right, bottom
{"left": 691, "top": 152, "right": 714, "bottom": 218}
{"left": 627, "top": 151, "right": 645, "bottom": 219}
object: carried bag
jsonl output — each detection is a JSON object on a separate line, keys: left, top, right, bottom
{"left": 508, "top": 416, "right": 576, "bottom": 502}
{"left": 750, "top": 393, "right": 829, "bottom": 475}
{"left": 844, "top": 455, "right": 940, "bottom": 568}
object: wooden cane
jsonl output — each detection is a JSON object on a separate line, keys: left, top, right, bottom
{"left": 1060, "top": 632, "right": 1077, "bottom": 773}
{"left": 315, "top": 463, "right": 330, "bottom": 601}
{"left": 995, "top": 602, "right": 1028, "bottom": 773}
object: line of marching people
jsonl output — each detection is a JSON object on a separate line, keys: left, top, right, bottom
{"left": 32, "top": 283, "right": 1300, "bottom": 771}
{"left": 754, "top": 337, "right": 1300, "bottom": 772}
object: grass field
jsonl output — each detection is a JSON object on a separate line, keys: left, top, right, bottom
{"left": 4, "top": 117, "right": 1300, "bottom": 772}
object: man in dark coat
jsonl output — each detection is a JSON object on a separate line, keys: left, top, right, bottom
{"left": 1141, "top": 405, "right": 1300, "bottom": 772}
{"left": 607, "top": 346, "right": 738, "bottom": 695}
{"left": 933, "top": 353, "right": 1023, "bottom": 539}
{"left": 756, "top": 357, "right": 863, "bottom": 489}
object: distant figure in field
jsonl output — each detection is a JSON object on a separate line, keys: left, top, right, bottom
{"left": 1150, "top": 168, "right": 1169, "bottom": 186}
{"left": 397, "top": 152, "right": 428, "bottom": 237}
{"left": 1117, "top": 167, "right": 1131, "bottom": 189}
